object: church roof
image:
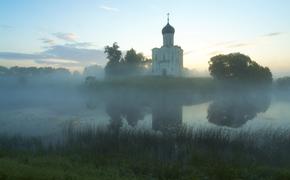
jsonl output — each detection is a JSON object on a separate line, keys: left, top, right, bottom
{"left": 162, "top": 23, "right": 175, "bottom": 34}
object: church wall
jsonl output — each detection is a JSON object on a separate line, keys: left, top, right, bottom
{"left": 152, "top": 47, "right": 183, "bottom": 76}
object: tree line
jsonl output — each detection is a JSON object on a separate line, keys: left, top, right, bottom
{"left": 0, "top": 66, "right": 71, "bottom": 77}
{"left": 2, "top": 45, "right": 289, "bottom": 90}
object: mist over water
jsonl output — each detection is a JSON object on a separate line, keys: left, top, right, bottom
{"left": 1, "top": 75, "right": 290, "bottom": 141}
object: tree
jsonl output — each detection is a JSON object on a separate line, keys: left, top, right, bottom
{"left": 123, "top": 49, "right": 144, "bottom": 75}
{"left": 124, "top": 49, "right": 144, "bottom": 64}
{"left": 104, "top": 43, "right": 152, "bottom": 77}
{"left": 104, "top": 42, "right": 122, "bottom": 77}
{"left": 208, "top": 53, "right": 272, "bottom": 86}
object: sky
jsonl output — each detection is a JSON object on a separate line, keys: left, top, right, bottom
{"left": 0, "top": 0, "right": 290, "bottom": 77}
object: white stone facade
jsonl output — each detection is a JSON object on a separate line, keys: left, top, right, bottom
{"left": 152, "top": 21, "right": 183, "bottom": 76}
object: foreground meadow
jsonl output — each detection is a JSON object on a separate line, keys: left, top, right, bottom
{"left": 1, "top": 126, "right": 290, "bottom": 180}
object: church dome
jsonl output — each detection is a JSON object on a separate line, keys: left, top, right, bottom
{"left": 162, "top": 23, "right": 175, "bottom": 34}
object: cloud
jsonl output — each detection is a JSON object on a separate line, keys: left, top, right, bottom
{"left": 40, "top": 38, "right": 55, "bottom": 45}
{"left": 227, "top": 43, "right": 250, "bottom": 48}
{"left": 99, "top": 5, "right": 119, "bottom": 12}
{"left": 184, "top": 50, "right": 195, "bottom": 55}
{"left": 44, "top": 45, "right": 105, "bottom": 63}
{"left": 0, "top": 45, "right": 107, "bottom": 67}
{"left": 35, "top": 59, "right": 80, "bottom": 67}
{"left": 210, "top": 40, "right": 250, "bottom": 49}
{"left": 211, "top": 40, "right": 236, "bottom": 47}
{"left": 64, "top": 42, "right": 94, "bottom": 48}
{"left": 0, "top": 52, "right": 47, "bottom": 60}
{"left": 262, "top": 32, "right": 284, "bottom": 37}
{"left": 52, "top": 32, "right": 78, "bottom": 42}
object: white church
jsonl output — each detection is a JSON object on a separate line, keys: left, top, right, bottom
{"left": 152, "top": 15, "right": 183, "bottom": 76}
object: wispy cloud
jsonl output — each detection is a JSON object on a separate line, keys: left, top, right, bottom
{"left": 99, "top": 5, "right": 119, "bottom": 12}
{"left": 0, "top": 52, "right": 47, "bottom": 60}
{"left": 39, "top": 38, "right": 55, "bottom": 45}
{"left": 211, "top": 40, "right": 236, "bottom": 47}
{"left": 0, "top": 44, "right": 107, "bottom": 67}
{"left": 44, "top": 45, "right": 105, "bottom": 63}
{"left": 262, "top": 32, "right": 284, "bottom": 37}
{"left": 227, "top": 43, "right": 250, "bottom": 48}
{"left": 35, "top": 59, "right": 80, "bottom": 67}
{"left": 184, "top": 50, "right": 195, "bottom": 55}
{"left": 52, "top": 32, "right": 78, "bottom": 42}
{"left": 186, "top": 31, "right": 287, "bottom": 57}
{"left": 64, "top": 42, "right": 94, "bottom": 48}
{"left": 210, "top": 40, "right": 250, "bottom": 49}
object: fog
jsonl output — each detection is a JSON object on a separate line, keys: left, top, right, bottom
{"left": 1, "top": 66, "right": 290, "bottom": 179}
{"left": 1, "top": 68, "right": 290, "bottom": 141}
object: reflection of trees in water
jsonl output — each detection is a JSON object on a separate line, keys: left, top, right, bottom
{"left": 104, "top": 91, "right": 210, "bottom": 133}
{"left": 105, "top": 95, "right": 183, "bottom": 134}
{"left": 86, "top": 90, "right": 211, "bottom": 133}
{"left": 106, "top": 100, "right": 145, "bottom": 131}
{"left": 207, "top": 91, "right": 271, "bottom": 128}
{"left": 88, "top": 89, "right": 270, "bottom": 130}
{"left": 85, "top": 90, "right": 147, "bottom": 132}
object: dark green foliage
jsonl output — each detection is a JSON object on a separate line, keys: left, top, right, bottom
{"left": 122, "top": 49, "right": 145, "bottom": 76}
{"left": 209, "top": 53, "right": 272, "bottom": 86}
{"left": 104, "top": 43, "right": 151, "bottom": 78}
{"left": 104, "top": 42, "right": 122, "bottom": 64}
{"left": 104, "top": 42, "right": 122, "bottom": 77}
{"left": 124, "top": 49, "right": 143, "bottom": 64}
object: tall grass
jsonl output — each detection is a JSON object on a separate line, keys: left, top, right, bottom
{"left": 59, "top": 125, "right": 290, "bottom": 166}
{"left": 1, "top": 126, "right": 290, "bottom": 179}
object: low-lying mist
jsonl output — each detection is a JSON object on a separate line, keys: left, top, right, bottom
{"left": 0, "top": 66, "right": 290, "bottom": 179}
{"left": 1, "top": 67, "right": 290, "bottom": 140}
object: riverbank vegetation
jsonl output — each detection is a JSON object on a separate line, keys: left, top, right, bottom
{"left": 1, "top": 127, "right": 290, "bottom": 179}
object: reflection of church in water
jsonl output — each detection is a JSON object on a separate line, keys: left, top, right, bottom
{"left": 89, "top": 89, "right": 271, "bottom": 133}
{"left": 152, "top": 14, "right": 183, "bottom": 76}
{"left": 104, "top": 94, "right": 183, "bottom": 134}
{"left": 152, "top": 95, "right": 182, "bottom": 134}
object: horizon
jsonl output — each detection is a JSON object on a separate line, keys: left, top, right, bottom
{"left": 0, "top": 0, "right": 290, "bottom": 77}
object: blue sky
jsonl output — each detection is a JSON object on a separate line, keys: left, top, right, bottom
{"left": 0, "top": 0, "right": 290, "bottom": 76}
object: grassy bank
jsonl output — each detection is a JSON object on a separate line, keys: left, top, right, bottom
{"left": 1, "top": 127, "right": 290, "bottom": 179}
